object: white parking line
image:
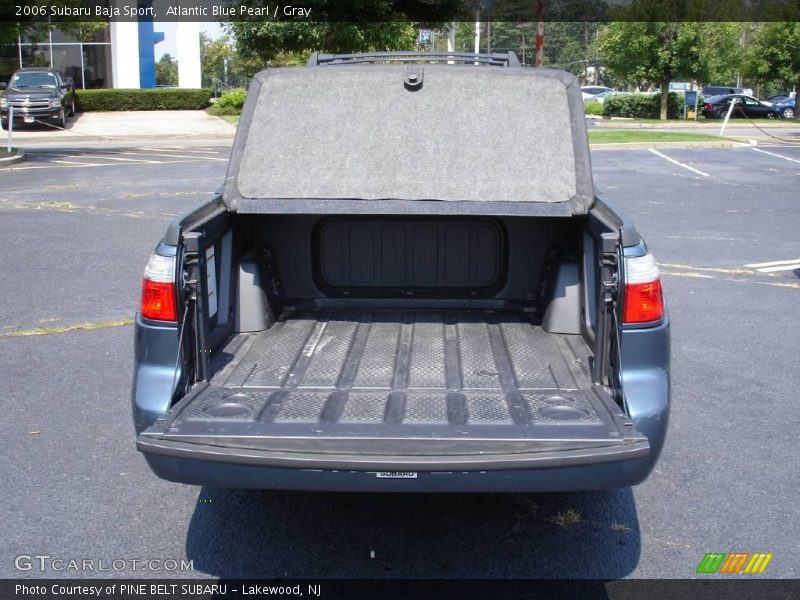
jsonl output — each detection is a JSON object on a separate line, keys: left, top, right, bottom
{"left": 138, "top": 147, "right": 221, "bottom": 154}
{"left": 7, "top": 160, "right": 202, "bottom": 171}
{"left": 750, "top": 147, "right": 800, "bottom": 164}
{"left": 76, "top": 154, "right": 161, "bottom": 164}
{"left": 754, "top": 263, "right": 800, "bottom": 273}
{"left": 648, "top": 148, "right": 710, "bottom": 177}
{"left": 51, "top": 159, "right": 98, "bottom": 166}
{"left": 745, "top": 258, "right": 800, "bottom": 268}
{"left": 116, "top": 151, "right": 227, "bottom": 161}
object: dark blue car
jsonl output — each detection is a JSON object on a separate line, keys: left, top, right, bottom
{"left": 773, "top": 97, "right": 795, "bottom": 119}
{"left": 132, "top": 52, "right": 670, "bottom": 492}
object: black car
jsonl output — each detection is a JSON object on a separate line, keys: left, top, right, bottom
{"left": 702, "top": 94, "right": 780, "bottom": 119}
{"left": 0, "top": 67, "right": 76, "bottom": 130}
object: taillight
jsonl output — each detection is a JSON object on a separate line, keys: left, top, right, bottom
{"left": 623, "top": 253, "right": 664, "bottom": 324}
{"left": 140, "top": 252, "right": 177, "bottom": 322}
{"left": 704, "top": 103, "right": 713, "bottom": 110}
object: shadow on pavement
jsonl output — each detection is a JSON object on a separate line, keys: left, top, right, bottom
{"left": 185, "top": 487, "right": 641, "bottom": 579}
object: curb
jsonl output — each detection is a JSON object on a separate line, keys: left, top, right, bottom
{"left": 590, "top": 139, "right": 757, "bottom": 150}
{"left": 0, "top": 148, "right": 25, "bottom": 167}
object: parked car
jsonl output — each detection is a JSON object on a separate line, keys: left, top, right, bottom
{"left": 581, "top": 85, "right": 614, "bottom": 101}
{"left": 133, "top": 51, "right": 670, "bottom": 493}
{"left": 702, "top": 94, "right": 780, "bottom": 119}
{"left": 701, "top": 85, "right": 743, "bottom": 97}
{"left": 766, "top": 91, "right": 792, "bottom": 104}
{"left": 0, "top": 67, "right": 76, "bottom": 130}
{"left": 773, "top": 97, "right": 795, "bottom": 119}
{"left": 584, "top": 90, "right": 630, "bottom": 104}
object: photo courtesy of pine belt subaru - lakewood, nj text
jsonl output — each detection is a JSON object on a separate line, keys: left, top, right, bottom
{"left": 131, "top": 51, "right": 670, "bottom": 492}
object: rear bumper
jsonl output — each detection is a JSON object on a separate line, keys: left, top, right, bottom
{"left": 137, "top": 436, "right": 651, "bottom": 492}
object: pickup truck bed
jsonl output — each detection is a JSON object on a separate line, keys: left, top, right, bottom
{"left": 133, "top": 53, "right": 669, "bottom": 492}
{"left": 140, "top": 309, "right": 645, "bottom": 461}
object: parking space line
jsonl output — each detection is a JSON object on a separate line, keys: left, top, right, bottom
{"left": 661, "top": 271, "right": 800, "bottom": 289}
{"left": 648, "top": 148, "right": 710, "bottom": 177}
{"left": 750, "top": 147, "right": 800, "bottom": 164}
{"left": 660, "top": 262, "right": 758, "bottom": 276}
{"left": 51, "top": 159, "right": 99, "bottom": 166}
{"left": 751, "top": 263, "right": 800, "bottom": 274}
{"left": 116, "top": 151, "right": 227, "bottom": 161}
{"left": 746, "top": 258, "right": 800, "bottom": 268}
{"left": 76, "top": 155, "right": 161, "bottom": 164}
{"left": 7, "top": 160, "right": 203, "bottom": 171}
{"left": 139, "top": 147, "right": 221, "bottom": 154}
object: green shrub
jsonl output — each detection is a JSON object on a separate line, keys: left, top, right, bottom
{"left": 584, "top": 102, "right": 604, "bottom": 116}
{"left": 75, "top": 88, "right": 212, "bottom": 112}
{"left": 208, "top": 89, "right": 247, "bottom": 116}
{"left": 603, "top": 92, "right": 684, "bottom": 119}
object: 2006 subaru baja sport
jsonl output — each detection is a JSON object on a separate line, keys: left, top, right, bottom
{"left": 132, "top": 51, "right": 670, "bottom": 492}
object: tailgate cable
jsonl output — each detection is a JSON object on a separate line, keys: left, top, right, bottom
{"left": 609, "top": 306, "right": 631, "bottom": 418}
{"left": 169, "top": 296, "right": 191, "bottom": 401}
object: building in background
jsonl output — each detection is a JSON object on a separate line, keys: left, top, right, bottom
{"left": 1, "top": 22, "right": 200, "bottom": 89}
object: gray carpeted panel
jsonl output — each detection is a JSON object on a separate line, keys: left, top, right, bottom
{"left": 237, "top": 66, "right": 581, "bottom": 206}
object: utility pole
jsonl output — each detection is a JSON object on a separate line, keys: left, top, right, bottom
{"left": 534, "top": 0, "right": 545, "bottom": 67}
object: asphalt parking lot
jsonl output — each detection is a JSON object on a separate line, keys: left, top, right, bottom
{"left": 2, "top": 142, "right": 798, "bottom": 579}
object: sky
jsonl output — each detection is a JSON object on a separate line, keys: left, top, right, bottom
{"left": 153, "top": 22, "right": 226, "bottom": 60}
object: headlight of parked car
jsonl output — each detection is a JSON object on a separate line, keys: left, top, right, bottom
{"left": 0, "top": 97, "right": 7, "bottom": 109}
{"left": 49, "top": 98, "right": 62, "bottom": 108}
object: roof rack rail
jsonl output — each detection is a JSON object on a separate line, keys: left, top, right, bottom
{"left": 308, "top": 51, "right": 522, "bottom": 68}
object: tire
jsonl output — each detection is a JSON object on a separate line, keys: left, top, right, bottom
{"left": 59, "top": 109, "right": 66, "bottom": 129}
{"left": 782, "top": 107, "right": 795, "bottom": 119}
{"left": 766, "top": 111, "right": 776, "bottom": 119}
{"left": 69, "top": 97, "right": 76, "bottom": 117}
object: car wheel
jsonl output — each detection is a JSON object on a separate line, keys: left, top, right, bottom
{"left": 59, "top": 109, "right": 66, "bottom": 129}
{"left": 70, "top": 97, "right": 76, "bottom": 116}
{"left": 782, "top": 107, "right": 795, "bottom": 119}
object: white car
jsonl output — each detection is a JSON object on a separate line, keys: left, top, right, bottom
{"left": 581, "top": 85, "right": 613, "bottom": 101}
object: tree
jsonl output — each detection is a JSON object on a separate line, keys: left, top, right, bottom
{"left": 226, "top": 0, "right": 468, "bottom": 63}
{"left": 596, "top": 22, "right": 708, "bottom": 119}
{"left": 200, "top": 33, "right": 234, "bottom": 87}
{"left": 227, "top": 21, "right": 419, "bottom": 64}
{"left": 199, "top": 32, "right": 265, "bottom": 88}
{"left": 701, "top": 22, "right": 747, "bottom": 87}
{"left": 742, "top": 22, "right": 800, "bottom": 117}
{"left": 155, "top": 54, "right": 178, "bottom": 87}
{"left": 1, "top": 17, "right": 109, "bottom": 47}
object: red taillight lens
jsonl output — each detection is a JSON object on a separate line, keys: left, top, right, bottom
{"left": 140, "top": 252, "right": 177, "bottom": 322}
{"left": 704, "top": 103, "right": 713, "bottom": 110}
{"left": 623, "top": 253, "right": 664, "bottom": 325}
{"left": 623, "top": 280, "right": 664, "bottom": 323}
{"left": 141, "top": 278, "right": 177, "bottom": 321}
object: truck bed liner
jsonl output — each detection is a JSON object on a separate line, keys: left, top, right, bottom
{"left": 144, "top": 311, "right": 638, "bottom": 455}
